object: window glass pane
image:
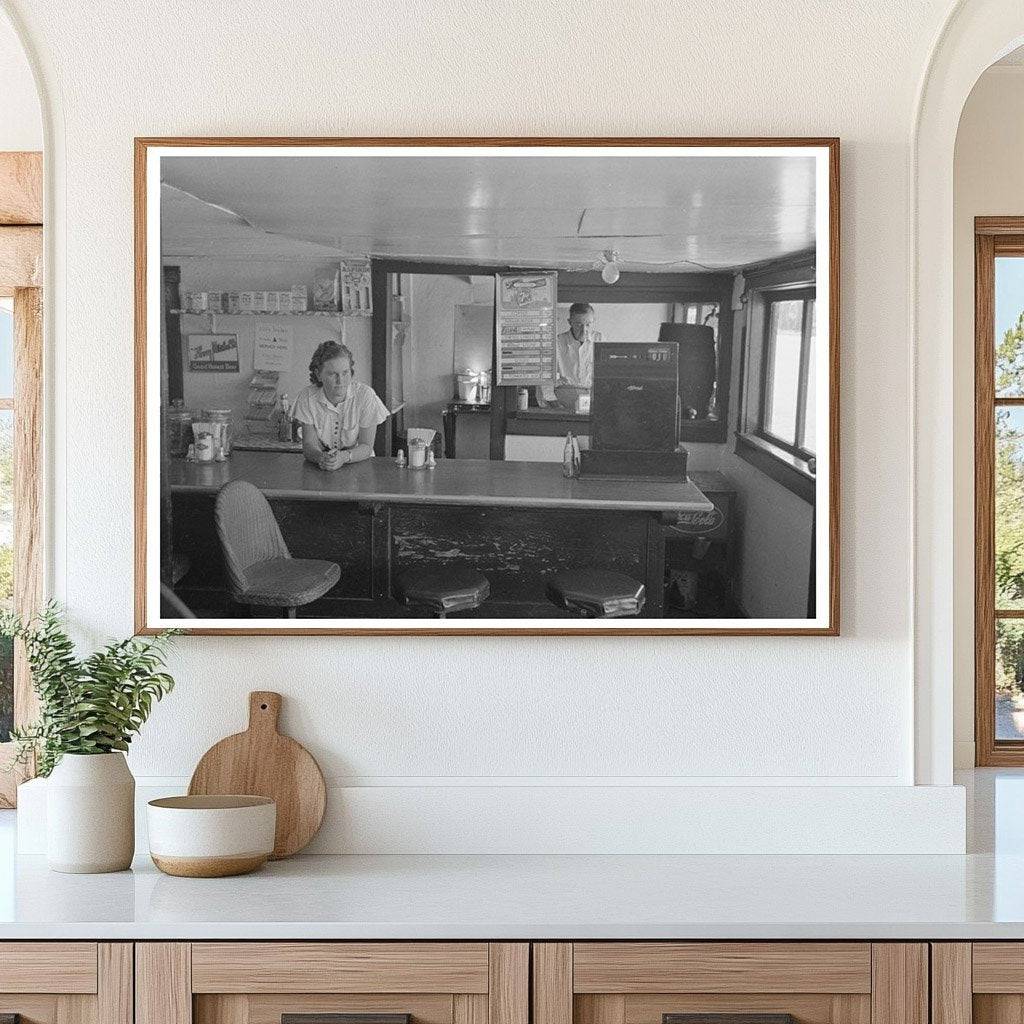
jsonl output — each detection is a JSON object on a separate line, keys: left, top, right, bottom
{"left": 764, "top": 299, "right": 803, "bottom": 444}
{"left": 997, "top": 407, "right": 1024, "bottom": 610}
{"left": 0, "top": 409, "right": 11, "bottom": 742}
{"left": 803, "top": 300, "right": 817, "bottom": 455}
{"left": 0, "top": 300, "right": 12, "bottom": 399}
{"left": 996, "top": 256, "right": 1024, "bottom": 397}
{"left": 997, "top": 619, "right": 1024, "bottom": 740}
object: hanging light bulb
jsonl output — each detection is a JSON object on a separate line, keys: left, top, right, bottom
{"left": 600, "top": 249, "right": 621, "bottom": 284}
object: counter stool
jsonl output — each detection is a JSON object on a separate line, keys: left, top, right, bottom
{"left": 215, "top": 480, "right": 342, "bottom": 618}
{"left": 394, "top": 566, "right": 490, "bottom": 618}
{"left": 546, "top": 569, "right": 646, "bottom": 618}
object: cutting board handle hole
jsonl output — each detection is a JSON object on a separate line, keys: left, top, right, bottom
{"left": 260, "top": 702, "right": 268, "bottom": 710}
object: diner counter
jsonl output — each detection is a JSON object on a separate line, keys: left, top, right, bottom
{"left": 168, "top": 451, "right": 713, "bottom": 514}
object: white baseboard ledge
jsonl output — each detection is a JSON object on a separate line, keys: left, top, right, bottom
{"left": 17, "top": 778, "right": 966, "bottom": 856}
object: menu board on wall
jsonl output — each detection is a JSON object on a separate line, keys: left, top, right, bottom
{"left": 494, "top": 271, "right": 557, "bottom": 385}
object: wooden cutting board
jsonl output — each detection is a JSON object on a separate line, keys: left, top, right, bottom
{"left": 188, "top": 691, "right": 326, "bottom": 859}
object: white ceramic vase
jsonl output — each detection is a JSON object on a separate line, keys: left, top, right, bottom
{"left": 46, "top": 752, "right": 135, "bottom": 873}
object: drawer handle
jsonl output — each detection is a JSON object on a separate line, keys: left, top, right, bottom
{"left": 283, "top": 1016, "right": 411, "bottom": 1024}
{"left": 665, "top": 1016, "right": 796, "bottom": 1024}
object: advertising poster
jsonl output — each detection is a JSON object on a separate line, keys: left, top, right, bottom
{"left": 187, "top": 333, "right": 239, "bottom": 372}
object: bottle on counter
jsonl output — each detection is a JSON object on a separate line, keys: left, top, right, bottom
{"left": 563, "top": 432, "right": 576, "bottom": 479}
{"left": 276, "top": 394, "right": 292, "bottom": 442}
{"left": 396, "top": 448, "right": 407, "bottom": 468}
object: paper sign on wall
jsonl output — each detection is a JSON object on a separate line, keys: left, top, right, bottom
{"left": 254, "top": 320, "right": 294, "bottom": 372}
{"left": 494, "top": 271, "right": 557, "bottom": 385}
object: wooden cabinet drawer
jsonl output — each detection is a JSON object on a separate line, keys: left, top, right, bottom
{"left": 572, "top": 943, "right": 871, "bottom": 994}
{"left": 933, "top": 943, "right": 1024, "bottom": 1024}
{"left": 0, "top": 942, "right": 130, "bottom": 1024}
{"left": 535, "top": 943, "right": 926, "bottom": 1024}
{"left": 139, "top": 942, "right": 528, "bottom": 1024}
{"left": 191, "top": 942, "right": 490, "bottom": 993}
{"left": 0, "top": 942, "right": 98, "bottom": 993}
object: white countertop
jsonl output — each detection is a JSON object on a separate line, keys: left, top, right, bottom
{"left": 0, "top": 770, "right": 1021, "bottom": 941}
{"left": 1, "top": 848, "right": 1023, "bottom": 940}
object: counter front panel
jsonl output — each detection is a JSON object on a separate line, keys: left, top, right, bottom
{"left": 168, "top": 452, "right": 711, "bottom": 619}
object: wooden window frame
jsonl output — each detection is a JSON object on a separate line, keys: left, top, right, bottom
{"left": 757, "top": 286, "right": 817, "bottom": 460}
{"left": 974, "top": 217, "right": 1024, "bottom": 765}
{"left": 0, "top": 151, "right": 43, "bottom": 806}
{"left": 735, "top": 261, "right": 818, "bottom": 503}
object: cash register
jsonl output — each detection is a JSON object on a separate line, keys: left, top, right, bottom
{"left": 578, "top": 339, "right": 688, "bottom": 481}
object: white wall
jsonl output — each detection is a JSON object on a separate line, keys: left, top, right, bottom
{"left": 0, "top": 8, "right": 39, "bottom": 150}
{"left": 952, "top": 65, "right": 1024, "bottom": 767}
{"left": 0, "top": 0, "right": 972, "bottom": 852}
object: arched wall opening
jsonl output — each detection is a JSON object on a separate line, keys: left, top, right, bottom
{"left": 952, "top": 47, "right": 1024, "bottom": 768}
{"left": 914, "top": 0, "right": 1024, "bottom": 784}
{"left": 0, "top": 5, "right": 41, "bottom": 151}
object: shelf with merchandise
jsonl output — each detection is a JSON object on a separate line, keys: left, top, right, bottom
{"left": 171, "top": 309, "right": 371, "bottom": 317}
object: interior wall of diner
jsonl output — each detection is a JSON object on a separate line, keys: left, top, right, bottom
{"left": 568, "top": 301, "right": 674, "bottom": 344}
{"left": 718, "top": 266, "right": 816, "bottom": 619}
{"left": 952, "top": 63, "right": 1024, "bottom": 767}
{"left": 170, "top": 258, "right": 373, "bottom": 433}
{"left": 1, "top": 0, "right": 974, "bottom": 853}
{"left": 405, "top": 274, "right": 493, "bottom": 432}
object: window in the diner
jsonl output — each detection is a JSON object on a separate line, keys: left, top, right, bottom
{"left": 760, "top": 288, "right": 816, "bottom": 459}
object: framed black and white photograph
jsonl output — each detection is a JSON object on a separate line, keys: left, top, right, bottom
{"left": 135, "top": 138, "right": 839, "bottom": 635}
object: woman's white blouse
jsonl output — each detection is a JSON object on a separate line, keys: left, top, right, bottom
{"left": 290, "top": 382, "right": 389, "bottom": 450}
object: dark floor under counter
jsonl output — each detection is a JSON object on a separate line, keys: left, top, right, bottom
{"left": 166, "top": 451, "right": 714, "bottom": 619}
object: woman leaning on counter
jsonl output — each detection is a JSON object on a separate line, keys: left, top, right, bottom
{"left": 292, "top": 340, "right": 389, "bottom": 471}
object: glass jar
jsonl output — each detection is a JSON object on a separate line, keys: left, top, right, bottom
{"left": 166, "top": 401, "right": 193, "bottom": 458}
{"left": 202, "top": 408, "right": 233, "bottom": 458}
{"left": 408, "top": 438, "right": 427, "bottom": 468}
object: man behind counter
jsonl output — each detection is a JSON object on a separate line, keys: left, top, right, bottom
{"left": 536, "top": 302, "right": 602, "bottom": 409}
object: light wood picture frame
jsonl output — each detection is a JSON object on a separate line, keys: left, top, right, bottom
{"left": 135, "top": 137, "right": 840, "bottom": 636}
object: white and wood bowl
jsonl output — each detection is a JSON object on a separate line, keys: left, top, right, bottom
{"left": 147, "top": 795, "right": 276, "bottom": 877}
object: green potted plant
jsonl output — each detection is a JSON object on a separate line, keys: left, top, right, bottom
{"left": 2, "top": 603, "right": 177, "bottom": 873}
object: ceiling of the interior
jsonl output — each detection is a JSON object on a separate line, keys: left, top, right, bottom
{"left": 161, "top": 152, "right": 818, "bottom": 273}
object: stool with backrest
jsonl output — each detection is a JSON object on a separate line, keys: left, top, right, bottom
{"left": 546, "top": 569, "right": 646, "bottom": 618}
{"left": 393, "top": 565, "right": 490, "bottom": 619}
{"left": 215, "top": 480, "right": 341, "bottom": 618}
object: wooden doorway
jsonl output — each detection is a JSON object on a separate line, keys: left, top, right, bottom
{"left": 0, "top": 151, "right": 43, "bottom": 805}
